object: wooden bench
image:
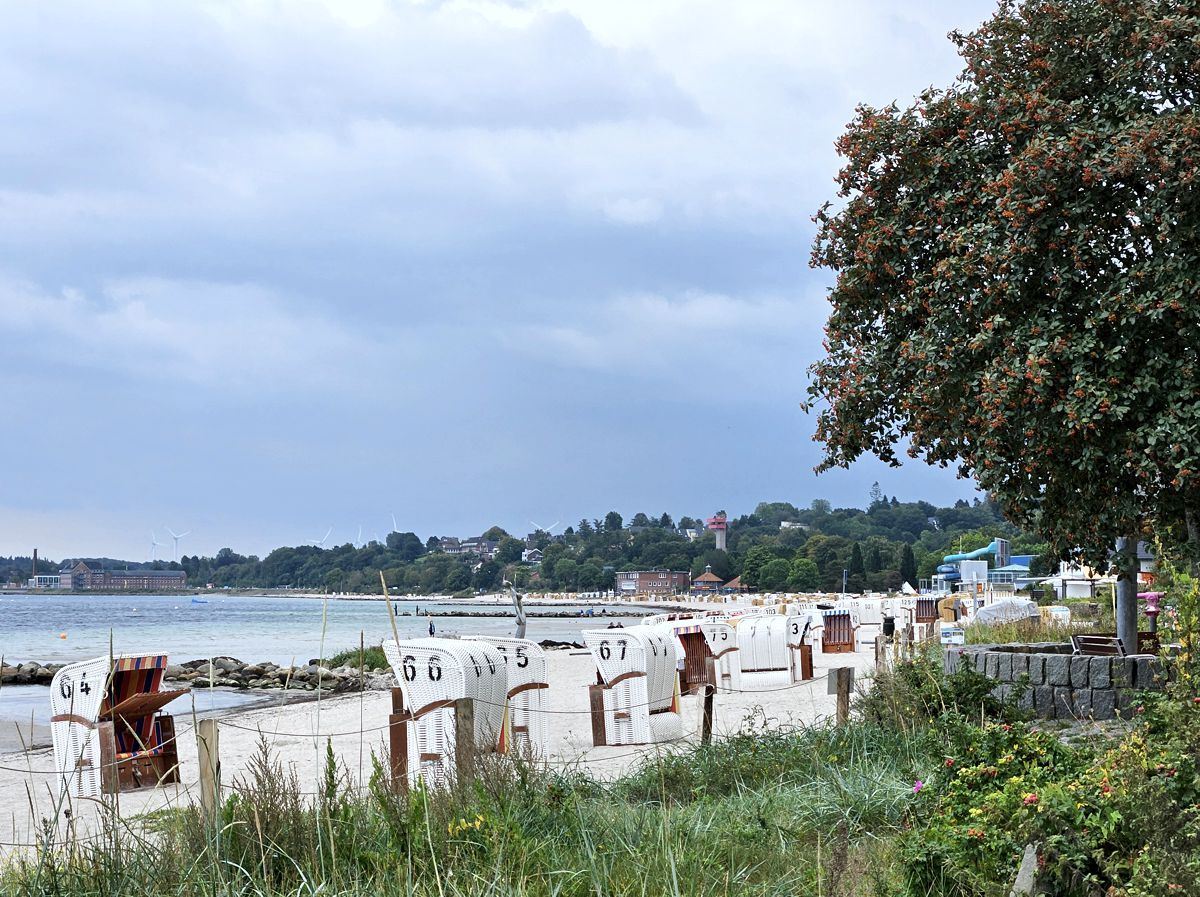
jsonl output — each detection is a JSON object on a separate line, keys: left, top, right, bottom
{"left": 1071, "top": 635, "right": 1126, "bottom": 656}
{"left": 822, "top": 611, "right": 855, "bottom": 654}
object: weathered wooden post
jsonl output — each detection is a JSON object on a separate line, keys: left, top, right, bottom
{"left": 700, "top": 656, "right": 716, "bottom": 745}
{"left": 197, "top": 718, "right": 220, "bottom": 819}
{"left": 828, "top": 668, "right": 853, "bottom": 726}
{"left": 388, "top": 687, "right": 408, "bottom": 793}
{"left": 454, "top": 697, "right": 476, "bottom": 783}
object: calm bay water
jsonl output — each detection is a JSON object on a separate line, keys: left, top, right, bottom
{"left": 0, "top": 593, "right": 641, "bottom": 667}
{"left": 0, "top": 593, "right": 643, "bottom": 740}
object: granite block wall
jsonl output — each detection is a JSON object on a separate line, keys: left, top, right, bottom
{"left": 945, "top": 645, "right": 1165, "bottom": 721}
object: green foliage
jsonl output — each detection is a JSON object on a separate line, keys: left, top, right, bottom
{"left": 809, "top": 0, "right": 1200, "bottom": 563}
{"left": 857, "top": 650, "right": 1026, "bottom": 730}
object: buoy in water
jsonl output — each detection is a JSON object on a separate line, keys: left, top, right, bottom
{"left": 58, "top": 632, "right": 67, "bottom": 639}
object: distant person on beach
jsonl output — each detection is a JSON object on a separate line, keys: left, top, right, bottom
{"left": 427, "top": 616, "right": 435, "bottom": 637}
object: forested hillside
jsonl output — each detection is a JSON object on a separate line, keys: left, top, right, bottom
{"left": 182, "top": 491, "right": 1047, "bottom": 593}
{"left": 4, "top": 491, "right": 1051, "bottom": 595}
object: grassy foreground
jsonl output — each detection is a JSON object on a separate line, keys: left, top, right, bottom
{"left": 6, "top": 641, "right": 1200, "bottom": 895}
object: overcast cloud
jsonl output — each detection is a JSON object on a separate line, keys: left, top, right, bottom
{"left": 0, "top": 0, "right": 997, "bottom": 560}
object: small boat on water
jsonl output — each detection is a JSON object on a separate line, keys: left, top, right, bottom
{"left": 190, "top": 597, "right": 209, "bottom": 605}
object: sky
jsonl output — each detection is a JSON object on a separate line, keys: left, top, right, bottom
{"left": 0, "top": 0, "right": 1000, "bottom": 561}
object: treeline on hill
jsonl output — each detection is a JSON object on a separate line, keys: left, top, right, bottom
{"left": 160, "top": 490, "right": 1052, "bottom": 595}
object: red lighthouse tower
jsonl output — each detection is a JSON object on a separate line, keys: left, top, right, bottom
{"left": 706, "top": 512, "right": 727, "bottom": 552}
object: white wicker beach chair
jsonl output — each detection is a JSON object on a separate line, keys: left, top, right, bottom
{"left": 736, "top": 616, "right": 806, "bottom": 690}
{"left": 50, "top": 656, "right": 109, "bottom": 798}
{"left": 583, "top": 628, "right": 682, "bottom": 746}
{"left": 382, "top": 638, "right": 508, "bottom": 788}
{"left": 700, "top": 621, "right": 741, "bottom": 691}
{"left": 464, "top": 636, "right": 548, "bottom": 757}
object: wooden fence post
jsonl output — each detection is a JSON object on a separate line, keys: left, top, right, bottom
{"left": 701, "top": 656, "right": 716, "bottom": 745}
{"left": 874, "top": 635, "right": 886, "bottom": 670}
{"left": 835, "top": 668, "right": 852, "bottom": 726}
{"left": 197, "top": 718, "right": 220, "bottom": 819}
{"left": 454, "top": 698, "right": 476, "bottom": 783}
{"left": 388, "top": 687, "right": 409, "bottom": 793}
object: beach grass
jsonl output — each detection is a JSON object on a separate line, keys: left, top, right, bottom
{"left": 0, "top": 722, "right": 930, "bottom": 897}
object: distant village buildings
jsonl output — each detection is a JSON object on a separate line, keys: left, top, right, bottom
{"left": 27, "top": 560, "right": 187, "bottom": 591}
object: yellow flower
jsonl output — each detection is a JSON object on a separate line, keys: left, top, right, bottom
{"left": 969, "top": 807, "right": 983, "bottom": 817}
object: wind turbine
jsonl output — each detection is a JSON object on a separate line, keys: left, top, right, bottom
{"left": 356, "top": 525, "right": 363, "bottom": 548}
{"left": 150, "top": 531, "right": 164, "bottom": 561}
{"left": 391, "top": 513, "right": 399, "bottom": 533}
{"left": 308, "top": 526, "right": 333, "bottom": 548}
{"left": 530, "top": 519, "right": 561, "bottom": 535}
{"left": 165, "top": 527, "right": 190, "bottom": 562}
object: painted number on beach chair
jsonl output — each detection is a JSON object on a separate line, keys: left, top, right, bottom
{"left": 428, "top": 657, "right": 443, "bottom": 682}
{"left": 598, "top": 640, "right": 628, "bottom": 661}
{"left": 515, "top": 648, "right": 529, "bottom": 668}
{"left": 401, "top": 655, "right": 417, "bottom": 682}
{"left": 790, "top": 621, "right": 801, "bottom": 636}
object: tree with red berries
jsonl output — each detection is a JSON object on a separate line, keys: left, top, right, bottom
{"left": 809, "top": 0, "right": 1200, "bottom": 651}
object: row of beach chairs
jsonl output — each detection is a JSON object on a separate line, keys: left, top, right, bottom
{"left": 48, "top": 608, "right": 858, "bottom": 796}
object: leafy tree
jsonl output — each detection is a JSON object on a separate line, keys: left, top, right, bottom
{"left": 788, "top": 557, "right": 821, "bottom": 592}
{"left": 758, "top": 559, "right": 791, "bottom": 591}
{"left": 577, "top": 518, "right": 594, "bottom": 536}
{"left": 604, "top": 511, "right": 624, "bottom": 532}
{"left": 849, "top": 543, "right": 865, "bottom": 579}
{"left": 472, "top": 559, "right": 501, "bottom": 590}
{"left": 386, "top": 531, "right": 425, "bottom": 562}
{"left": 630, "top": 513, "right": 652, "bottom": 528}
{"left": 482, "top": 526, "right": 509, "bottom": 542}
{"left": 495, "top": 537, "right": 524, "bottom": 565}
{"left": 577, "top": 562, "right": 605, "bottom": 591}
{"left": 658, "top": 513, "right": 674, "bottom": 529}
{"left": 809, "top": 0, "right": 1200, "bottom": 646}
{"left": 739, "top": 545, "right": 777, "bottom": 590}
{"left": 899, "top": 545, "right": 918, "bottom": 589}
{"left": 443, "top": 564, "right": 471, "bottom": 593}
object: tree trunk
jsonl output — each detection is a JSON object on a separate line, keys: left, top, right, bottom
{"left": 1114, "top": 536, "right": 1139, "bottom": 656}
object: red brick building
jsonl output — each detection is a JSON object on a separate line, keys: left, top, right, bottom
{"left": 615, "top": 569, "right": 691, "bottom": 596}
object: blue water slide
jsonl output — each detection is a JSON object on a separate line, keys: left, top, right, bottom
{"left": 942, "top": 539, "right": 999, "bottom": 564}
{"left": 936, "top": 563, "right": 961, "bottom": 581}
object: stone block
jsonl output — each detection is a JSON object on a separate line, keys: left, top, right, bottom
{"left": 1045, "top": 655, "right": 1071, "bottom": 687}
{"left": 997, "top": 653, "right": 1013, "bottom": 682}
{"left": 985, "top": 653, "right": 1000, "bottom": 679}
{"left": 1016, "top": 686, "right": 1034, "bottom": 712}
{"left": 1089, "top": 658, "right": 1111, "bottom": 689}
{"left": 992, "top": 683, "right": 1011, "bottom": 702}
{"left": 1011, "top": 654, "right": 1029, "bottom": 680}
{"left": 1115, "top": 689, "right": 1137, "bottom": 718}
{"left": 1112, "top": 658, "right": 1134, "bottom": 688}
{"left": 1054, "top": 687, "right": 1075, "bottom": 719}
{"left": 1070, "top": 656, "right": 1091, "bottom": 688}
{"left": 1074, "top": 688, "right": 1094, "bottom": 718}
{"left": 1091, "top": 689, "right": 1116, "bottom": 721}
{"left": 1134, "top": 656, "right": 1162, "bottom": 690}
{"left": 1034, "top": 686, "right": 1056, "bottom": 717}
{"left": 1027, "top": 654, "right": 1045, "bottom": 686}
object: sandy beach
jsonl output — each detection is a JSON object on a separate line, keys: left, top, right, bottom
{"left": 0, "top": 636, "right": 878, "bottom": 853}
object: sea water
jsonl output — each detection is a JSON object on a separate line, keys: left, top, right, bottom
{"left": 0, "top": 593, "right": 641, "bottom": 667}
{"left": 0, "top": 593, "right": 644, "bottom": 740}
